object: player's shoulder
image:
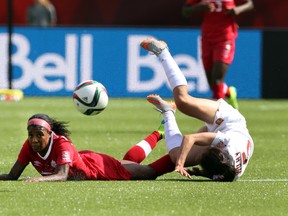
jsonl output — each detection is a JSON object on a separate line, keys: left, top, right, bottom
{"left": 52, "top": 133, "right": 73, "bottom": 148}
{"left": 53, "top": 133, "right": 70, "bottom": 142}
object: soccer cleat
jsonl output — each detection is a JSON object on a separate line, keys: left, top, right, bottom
{"left": 147, "top": 94, "right": 176, "bottom": 114}
{"left": 140, "top": 38, "right": 168, "bottom": 55}
{"left": 227, "top": 86, "right": 239, "bottom": 109}
{"left": 157, "top": 120, "right": 165, "bottom": 139}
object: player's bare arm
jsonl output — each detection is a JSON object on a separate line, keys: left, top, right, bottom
{"left": 175, "top": 132, "right": 216, "bottom": 178}
{"left": 24, "top": 163, "right": 69, "bottom": 182}
{"left": 226, "top": 0, "right": 254, "bottom": 16}
{"left": 182, "top": 2, "right": 215, "bottom": 17}
{"left": 0, "top": 161, "right": 26, "bottom": 180}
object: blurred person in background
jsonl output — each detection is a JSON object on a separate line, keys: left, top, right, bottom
{"left": 182, "top": 0, "right": 254, "bottom": 109}
{"left": 27, "top": 0, "right": 57, "bottom": 27}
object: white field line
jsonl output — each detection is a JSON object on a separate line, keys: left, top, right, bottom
{"left": 239, "top": 179, "right": 288, "bottom": 182}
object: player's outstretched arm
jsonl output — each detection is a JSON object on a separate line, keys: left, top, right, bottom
{"left": 24, "top": 164, "right": 70, "bottom": 182}
{"left": 0, "top": 161, "right": 26, "bottom": 180}
{"left": 175, "top": 133, "right": 216, "bottom": 178}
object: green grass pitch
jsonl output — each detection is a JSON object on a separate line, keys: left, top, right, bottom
{"left": 0, "top": 97, "right": 287, "bottom": 216}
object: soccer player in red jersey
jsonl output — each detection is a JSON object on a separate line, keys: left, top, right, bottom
{"left": 182, "top": 0, "right": 254, "bottom": 109}
{"left": 0, "top": 114, "right": 174, "bottom": 182}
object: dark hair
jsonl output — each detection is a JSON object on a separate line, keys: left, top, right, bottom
{"left": 28, "top": 113, "right": 71, "bottom": 139}
{"left": 200, "top": 148, "right": 236, "bottom": 182}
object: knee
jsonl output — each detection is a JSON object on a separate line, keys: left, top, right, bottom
{"left": 174, "top": 94, "right": 190, "bottom": 112}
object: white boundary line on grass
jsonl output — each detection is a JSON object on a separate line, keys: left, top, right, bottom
{"left": 239, "top": 179, "right": 288, "bottom": 182}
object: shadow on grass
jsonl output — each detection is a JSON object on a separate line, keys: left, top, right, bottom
{"left": 156, "top": 179, "right": 212, "bottom": 182}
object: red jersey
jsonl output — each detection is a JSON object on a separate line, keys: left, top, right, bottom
{"left": 186, "top": 0, "right": 247, "bottom": 41}
{"left": 17, "top": 132, "right": 132, "bottom": 180}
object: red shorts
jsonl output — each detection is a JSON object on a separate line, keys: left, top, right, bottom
{"left": 80, "top": 151, "right": 133, "bottom": 180}
{"left": 201, "top": 38, "right": 235, "bottom": 71}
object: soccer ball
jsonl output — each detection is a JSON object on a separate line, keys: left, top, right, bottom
{"left": 73, "top": 80, "right": 109, "bottom": 116}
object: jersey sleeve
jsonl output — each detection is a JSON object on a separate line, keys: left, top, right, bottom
{"left": 17, "top": 140, "right": 31, "bottom": 166}
{"left": 53, "top": 138, "right": 75, "bottom": 166}
{"left": 211, "top": 131, "right": 230, "bottom": 149}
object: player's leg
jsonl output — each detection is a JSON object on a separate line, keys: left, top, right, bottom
{"left": 148, "top": 154, "right": 175, "bottom": 177}
{"left": 159, "top": 49, "right": 219, "bottom": 124}
{"left": 145, "top": 98, "right": 210, "bottom": 165}
{"left": 127, "top": 144, "right": 210, "bottom": 179}
{"left": 212, "top": 40, "right": 238, "bottom": 109}
{"left": 201, "top": 37, "right": 213, "bottom": 89}
{"left": 141, "top": 38, "right": 219, "bottom": 124}
{"left": 121, "top": 121, "right": 176, "bottom": 179}
{"left": 172, "top": 86, "right": 219, "bottom": 124}
{"left": 140, "top": 38, "right": 187, "bottom": 90}
{"left": 121, "top": 161, "right": 158, "bottom": 180}
{"left": 211, "top": 61, "right": 229, "bottom": 99}
{"left": 205, "top": 69, "right": 213, "bottom": 89}
{"left": 122, "top": 130, "right": 162, "bottom": 164}
{"left": 160, "top": 108, "right": 210, "bottom": 165}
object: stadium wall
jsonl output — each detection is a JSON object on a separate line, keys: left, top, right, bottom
{"left": 0, "top": 27, "right": 262, "bottom": 98}
{"left": 1, "top": 0, "right": 287, "bottom": 28}
{"left": 262, "top": 30, "right": 288, "bottom": 98}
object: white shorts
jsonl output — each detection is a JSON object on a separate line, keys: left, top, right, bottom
{"left": 206, "top": 99, "right": 248, "bottom": 135}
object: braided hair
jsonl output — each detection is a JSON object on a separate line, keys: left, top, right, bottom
{"left": 28, "top": 114, "right": 71, "bottom": 139}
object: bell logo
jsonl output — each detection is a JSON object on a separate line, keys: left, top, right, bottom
{"left": 127, "top": 35, "right": 209, "bottom": 93}
{"left": 0, "top": 33, "right": 93, "bottom": 92}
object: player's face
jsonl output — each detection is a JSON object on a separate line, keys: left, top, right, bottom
{"left": 28, "top": 127, "right": 51, "bottom": 153}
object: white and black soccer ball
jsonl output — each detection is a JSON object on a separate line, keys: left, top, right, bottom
{"left": 73, "top": 80, "right": 109, "bottom": 116}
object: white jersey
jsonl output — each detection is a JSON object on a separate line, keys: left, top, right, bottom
{"left": 205, "top": 99, "right": 254, "bottom": 180}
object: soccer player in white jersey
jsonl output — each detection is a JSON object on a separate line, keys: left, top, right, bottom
{"left": 141, "top": 38, "right": 254, "bottom": 181}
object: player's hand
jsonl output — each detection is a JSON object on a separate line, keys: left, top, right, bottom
{"left": 186, "top": 167, "right": 201, "bottom": 176}
{"left": 23, "top": 177, "right": 41, "bottom": 182}
{"left": 175, "top": 165, "right": 192, "bottom": 179}
{"left": 226, "top": 7, "right": 239, "bottom": 16}
{"left": 197, "top": 2, "right": 215, "bottom": 12}
{"left": 206, "top": 3, "right": 216, "bottom": 12}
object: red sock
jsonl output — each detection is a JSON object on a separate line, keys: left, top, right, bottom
{"left": 148, "top": 154, "right": 175, "bottom": 176}
{"left": 212, "top": 83, "right": 228, "bottom": 99}
{"left": 123, "top": 131, "right": 161, "bottom": 163}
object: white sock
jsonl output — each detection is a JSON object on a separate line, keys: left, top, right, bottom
{"left": 158, "top": 49, "right": 187, "bottom": 90}
{"left": 136, "top": 140, "right": 152, "bottom": 157}
{"left": 163, "top": 111, "right": 183, "bottom": 152}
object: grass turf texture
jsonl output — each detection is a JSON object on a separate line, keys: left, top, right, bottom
{"left": 0, "top": 97, "right": 287, "bottom": 216}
